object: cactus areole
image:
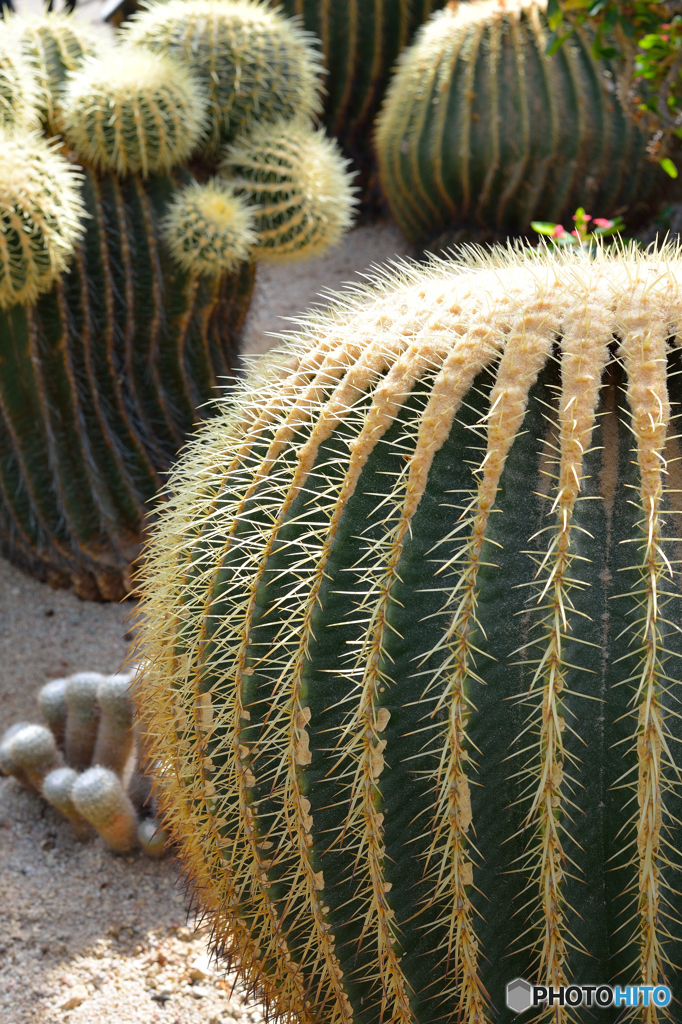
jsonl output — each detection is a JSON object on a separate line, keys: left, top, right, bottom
{"left": 137, "top": 248, "right": 682, "bottom": 1020}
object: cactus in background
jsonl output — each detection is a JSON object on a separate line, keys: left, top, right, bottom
{"left": 0, "top": 6, "right": 353, "bottom": 601}
{"left": 64, "top": 672, "right": 102, "bottom": 769}
{"left": 123, "top": 0, "right": 322, "bottom": 157}
{"left": 0, "top": 34, "right": 39, "bottom": 134}
{"left": 138, "top": 816, "right": 168, "bottom": 858}
{"left": 61, "top": 48, "right": 206, "bottom": 177}
{"left": 38, "top": 678, "right": 69, "bottom": 749}
{"left": 222, "top": 118, "right": 357, "bottom": 261}
{"left": 135, "top": 245, "right": 682, "bottom": 1019}
{"left": 93, "top": 672, "right": 136, "bottom": 774}
{"left": 8, "top": 724, "right": 63, "bottom": 790}
{"left": 376, "top": 0, "right": 665, "bottom": 246}
{"left": 72, "top": 766, "right": 139, "bottom": 853}
{"left": 0, "top": 722, "right": 33, "bottom": 787}
{"left": 43, "top": 766, "right": 91, "bottom": 836}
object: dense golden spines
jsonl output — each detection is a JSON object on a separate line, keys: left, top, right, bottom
{"left": 221, "top": 118, "right": 357, "bottom": 261}
{"left": 0, "top": 131, "right": 85, "bottom": 310}
{"left": 124, "top": 0, "right": 322, "bottom": 156}
{"left": 163, "top": 180, "right": 257, "bottom": 275}
{"left": 0, "top": 33, "right": 39, "bottom": 134}
{"left": 61, "top": 48, "right": 206, "bottom": 177}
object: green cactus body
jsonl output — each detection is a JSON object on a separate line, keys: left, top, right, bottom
{"left": 136, "top": 247, "right": 682, "bottom": 1022}
{"left": 8, "top": 724, "right": 63, "bottom": 790}
{"left": 64, "top": 672, "right": 103, "bottom": 769}
{"left": 376, "top": 0, "right": 663, "bottom": 245}
{"left": 93, "top": 672, "right": 136, "bottom": 774}
{"left": 222, "top": 118, "right": 357, "bottom": 261}
{"left": 123, "top": 0, "right": 322, "bottom": 157}
{"left": 0, "top": 163, "right": 255, "bottom": 599}
{"left": 273, "top": 0, "right": 446, "bottom": 180}
{"left": 42, "top": 766, "right": 91, "bottom": 836}
{"left": 38, "top": 678, "right": 69, "bottom": 749}
{"left": 71, "top": 765, "right": 139, "bottom": 853}
{"left": 0, "top": 34, "right": 39, "bottom": 134}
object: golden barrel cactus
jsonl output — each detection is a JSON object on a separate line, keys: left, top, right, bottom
{"left": 136, "top": 246, "right": 682, "bottom": 1020}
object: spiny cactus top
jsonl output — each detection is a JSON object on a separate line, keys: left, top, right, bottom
{"left": 136, "top": 246, "right": 682, "bottom": 1022}
{"left": 123, "top": 0, "right": 323, "bottom": 156}
{"left": 0, "top": 33, "right": 39, "bottom": 133}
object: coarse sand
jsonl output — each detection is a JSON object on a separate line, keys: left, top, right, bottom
{"left": 0, "top": 221, "right": 411, "bottom": 1024}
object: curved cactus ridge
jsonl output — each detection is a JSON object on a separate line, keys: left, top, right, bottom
{"left": 376, "top": 0, "right": 663, "bottom": 245}
{"left": 61, "top": 47, "right": 206, "bottom": 178}
{"left": 8, "top": 11, "right": 105, "bottom": 130}
{"left": 72, "top": 765, "right": 139, "bottom": 853}
{"left": 0, "top": 32, "right": 40, "bottom": 134}
{"left": 8, "top": 724, "right": 63, "bottom": 790}
{"left": 0, "top": 130, "right": 85, "bottom": 311}
{"left": 163, "top": 180, "right": 257, "bottom": 276}
{"left": 221, "top": 118, "right": 357, "bottom": 261}
{"left": 123, "top": 0, "right": 323, "bottom": 157}
{"left": 64, "top": 672, "right": 103, "bottom": 770}
{"left": 135, "top": 245, "right": 682, "bottom": 1021}
{"left": 43, "top": 766, "right": 91, "bottom": 836}
{"left": 38, "top": 677, "right": 69, "bottom": 749}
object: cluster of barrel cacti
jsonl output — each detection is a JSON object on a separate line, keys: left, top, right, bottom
{"left": 376, "top": 0, "right": 667, "bottom": 247}
{"left": 0, "top": 669, "right": 166, "bottom": 857}
{"left": 0, "top": 1, "right": 356, "bottom": 601}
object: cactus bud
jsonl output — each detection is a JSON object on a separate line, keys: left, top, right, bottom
{"left": 64, "top": 672, "right": 103, "bottom": 769}
{"left": 42, "top": 766, "right": 90, "bottom": 837}
{"left": 0, "top": 722, "right": 33, "bottom": 786}
{"left": 138, "top": 817, "right": 168, "bottom": 858}
{"left": 8, "top": 724, "right": 63, "bottom": 790}
{"left": 221, "top": 118, "right": 357, "bottom": 262}
{"left": 93, "top": 672, "right": 136, "bottom": 775}
{"left": 71, "top": 766, "right": 139, "bottom": 854}
{"left": 61, "top": 47, "right": 206, "bottom": 178}
{"left": 162, "top": 180, "right": 256, "bottom": 276}
{"left": 0, "top": 130, "right": 86, "bottom": 311}
{"left": 38, "top": 678, "right": 68, "bottom": 750}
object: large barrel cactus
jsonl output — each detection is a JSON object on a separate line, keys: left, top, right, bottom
{"left": 136, "top": 245, "right": 682, "bottom": 1020}
{"left": 0, "top": 2, "right": 355, "bottom": 600}
{"left": 376, "top": 0, "right": 665, "bottom": 246}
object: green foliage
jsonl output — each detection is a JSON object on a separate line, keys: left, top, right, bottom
{"left": 532, "top": 205, "right": 625, "bottom": 250}
{"left": 376, "top": 0, "right": 665, "bottom": 245}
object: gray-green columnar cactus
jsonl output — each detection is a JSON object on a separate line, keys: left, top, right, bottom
{"left": 0, "top": 2, "right": 355, "bottom": 601}
{"left": 376, "top": 0, "right": 664, "bottom": 247}
{"left": 135, "top": 245, "right": 682, "bottom": 1022}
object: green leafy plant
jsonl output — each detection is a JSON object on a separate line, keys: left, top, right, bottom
{"left": 532, "top": 206, "right": 625, "bottom": 249}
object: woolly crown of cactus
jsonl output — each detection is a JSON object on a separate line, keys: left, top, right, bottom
{"left": 221, "top": 118, "right": 357, "bottom": 261}
{"left": 135, "top": 244, "right": 682, "bottom": 1021}
{"left": 61, "top": 47, "right": 206, "bottom": 178}
{"left": 0, "top": 131, "right": 85, "bottom": 310}
{"left": 123, "top": 0, "right": 322, "bottom": 155}
{"left": 8, "top": 11, "right": 105, "bottom": 129}
{"left": 0, "top": 34, "right": 39, "bottom": 134}
{"left": 163, "top": 179, "right": 257, "bottom": 276}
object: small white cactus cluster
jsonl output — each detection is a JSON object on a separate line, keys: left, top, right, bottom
{"left": 0, "top": 669, "right": 167, "bottom": 858}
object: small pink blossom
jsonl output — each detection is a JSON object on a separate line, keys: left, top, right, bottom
{"left": 571, "top": 229, "right": 581, "bottom": 239}
{"left": 573, "top": 212, "right": 591, "bottom": 222}
{"left": 552, "top": 225, "right": 565, "bottom": 238}
{"left": 592, "top": 217, "right": 613, "bottom": 228}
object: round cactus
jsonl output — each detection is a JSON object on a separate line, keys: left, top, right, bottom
{"left": 0, "top": 32, "right": 39, "bottom": 134}
{"left": 0, "top": 130, "right": 85, "bottom": 311}
{"left": 138, "top": 816, "right": 168, "bottom": 857}
{"left": 376, "top": 0, "right": 664, "bottom": 245}
{"left": 9, "top": 11, "right": 105, "bottom": 130}
{"left": 64, "top": 672, "right": 103, "bottom": 770}
{"left": 135, "top": 245, "right": 682, "bottom": 1019}
{"left": 93, "top": 672, "right": 136, "bottom": 774}
{"left": 8, "top": 724, "right": 63, "bottom": 790}
{"left": 163, "top": 180, "right": 257, "bottom": 276}
{"left": 72, "top": 765, "right": 139, "bottom": 853}
{"left": 42, "top": 766, "right": 91, "bottom": 836}
{"left": 38, "top": 678, "right": 69, "bottom": 750}
{"left": 123, "top": 0, "right": 322, "bottom": 156}
{"left": 221, "top": 118, "right": 357, "bottom": 261}
{"left": 61, "top": 48, "right": 206, "bottom": 178}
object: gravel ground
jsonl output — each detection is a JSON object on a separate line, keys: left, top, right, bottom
{"left": 0, "top": 221, "right": 410, "bottom": 1024}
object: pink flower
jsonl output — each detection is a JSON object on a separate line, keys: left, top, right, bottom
{"left": 552, "top": 225, "right": 565, "bottom": 237}
{"left": 571, "top": 229, "right": 581, "bottom": 239}
{"left": 573, "top": 212, "right": 591, "bottom": 222}
{"left": 592, "top": 217, "right": 613, "bottom": 228}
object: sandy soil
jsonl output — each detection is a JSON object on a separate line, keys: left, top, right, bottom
{"left": 0, "top": 221, "right": 411, "bottom": 1024}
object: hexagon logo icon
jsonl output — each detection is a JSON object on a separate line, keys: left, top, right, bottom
{"left": 506, "top": 978, "right": 533, "bottom": 1014}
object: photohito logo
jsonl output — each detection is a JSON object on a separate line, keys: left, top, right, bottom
{"left": 506, "top": 979, "right": 671, "bottom": 1014}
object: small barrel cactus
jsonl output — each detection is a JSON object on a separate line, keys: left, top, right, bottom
{"left": 163, "top": 180, "right": 257, "bottom": 276}
{"left": 43, "top": 766, "right": 91, "bottom": 836}
{"left": 0, "top": 34, "right": 39, "bottom": 134}
{"left": 376, "top": 0, "right": 664, "bottom": 246}
{"left": 93, "top": 672, "right": 136, "bottom": 774}
{"left": 135, "top": 245, "right": 682, "bottom": 1019}
{"left": 123, "top": 0, "right": 322, "bottom": 156}
{"left": 64, "top": 672, "right": 103, "bottom": 770}
{"left": 222, "top": 118, "right": 357, "bottom": 261}
{"left": 7, "top": 724, "right": 63, "bottom": 791}
{"left": 72, "top": 765, "right": 139, "bottom": 853}
{"left": 38, "top": 677, "right": 69, "bottom": 749}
